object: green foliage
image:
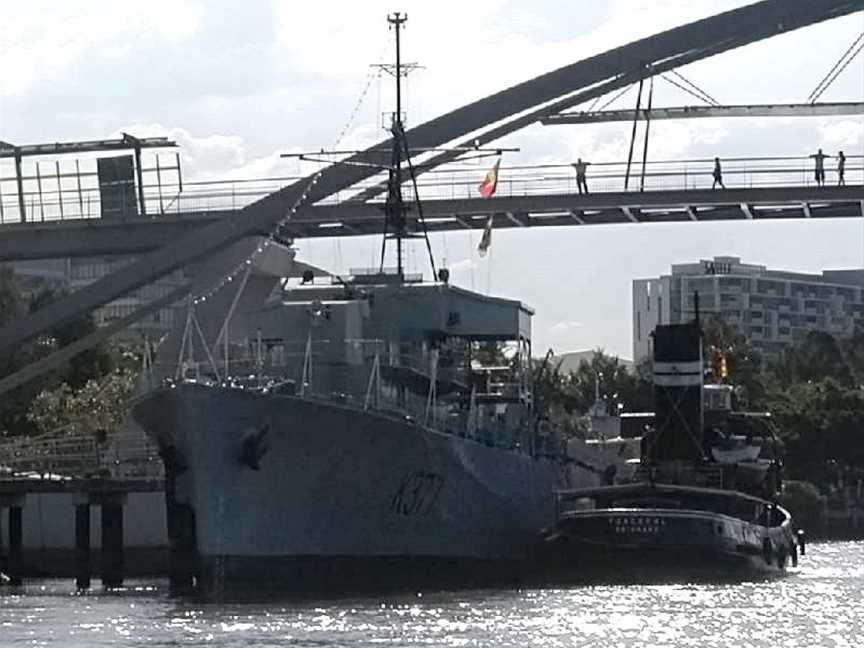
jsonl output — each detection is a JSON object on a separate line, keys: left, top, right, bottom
{"left": 769, "top": 330, "right": 857, "bottom": 388}
{"left": 778, "top": 480, "right": 826, "bottom": 532}
{"left": 473, "top": 341, "right": 508, "bottom": 366}
{"left": 534, "top": 349, "right": 653, "bottom": 421}
{"left": 27, "top": 369, "right": 137, "bottom": 441}
{"left": 0, "top": 269, "right": 118, "bottom": 438}
{"left": 702, "top": 315, "right": 764, "bottom": 407}
{"left": 761, "top": 327, "right": 864, "bottom": 486}
{"left": 767, "top": 377, "right": 864, "bottom": 477}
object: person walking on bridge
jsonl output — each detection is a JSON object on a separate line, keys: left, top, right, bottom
{"left": 712, "top": 157, "right": 725, "bottom": 189}
{"left": 810, "top": 148, "right": 830, "bottom": 187}
{"left": 572, "top": 158, "right": 591, "bottom": 194}
{"left": 837, "top": 151, "right": 846, "bottom": 186}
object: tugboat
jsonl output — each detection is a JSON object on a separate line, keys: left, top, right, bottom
{"left": 540, "top": 314, "right": 804, "bottom": 581}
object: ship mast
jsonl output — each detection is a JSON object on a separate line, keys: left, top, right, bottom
{"left": 385, "top": 12, "right": 407, "bottom": 277}
{"left": 379, "top": 12, "right": 436, "bottom": 280}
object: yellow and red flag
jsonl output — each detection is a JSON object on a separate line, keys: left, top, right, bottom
{"left": 477, "top": 158, "right": 501, "bottom": 199}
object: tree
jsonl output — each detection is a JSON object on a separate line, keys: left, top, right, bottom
{"left": 0, "top": 271, "right": 115, "bottom": 437}
{"left": 0, "top": 267, "right": 32, "bottom": 436}
{"left": 702, "top": 315, "right": 764, "bottom": 407}
{"left": 27, "top": 369, "right": 137, "bottom": 440}
{"left": 534, "top": 349, "right": 653, "bottom": 420}
{"left": 769, "top": 330, "right": 855, "bottom": 389}
{"left": 767, "top": 377, "right": 864, "bottom": 481}
{"left": 840, "top": 327, "right": 864, "bottom": 383}
{"left": 27, "top": 286, "right": 112, "bottom": 388}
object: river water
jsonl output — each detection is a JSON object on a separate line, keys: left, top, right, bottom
{"left": 2, "top": 542, "right": 862, "bottom": 647}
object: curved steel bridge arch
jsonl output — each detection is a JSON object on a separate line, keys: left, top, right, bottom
{"left": 0, "top": 0, "right": 861, "bottom": 356}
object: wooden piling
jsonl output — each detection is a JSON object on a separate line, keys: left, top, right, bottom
{"left": 75, "top": 504, "right": 91, "bottom": 590}
{"left": 8, "top": 506, "right": 23, "bottom": 586}
{"left": 167, "top": 502, "right": 198, "bottom": 592}
{"left": 100, "top": 503, "right": 124, "bottom": 588}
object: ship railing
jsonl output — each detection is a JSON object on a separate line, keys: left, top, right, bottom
{"left": 144, "top": 336, "right": 526, "bottom": 400}
{"left": 140, "top": 327, "right": 533, "bottom": 401}
{"left": 632, "top": 462, "right": 725, "bottom": 490}
{"left": 141, "top": 339, "right": 539, "bottom": 454}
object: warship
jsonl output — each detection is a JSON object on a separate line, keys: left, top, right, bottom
{"left": 131, "top": 14, "right": 603, "bottom": 594}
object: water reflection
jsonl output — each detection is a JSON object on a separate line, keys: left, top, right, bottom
{"left": 1, "top": 542, "right": 862, "bottom": 647}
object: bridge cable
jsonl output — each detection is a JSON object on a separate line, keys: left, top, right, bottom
{"left": 585, "top": 94, "right": 603, "bottom": 113}
{"left": 807, "top": 31, "right": 864, "bottom": 103}
{"left": 639, "top": 74, "right": 655, "bottom": 193}
{"left": 669, "top": 69, "right": 720, "bottom": 106}
{"left": 660, "top": 73, "right": 717, "bottom": 106}
{"left": 624, "top": 76, "right": 645, "bottom": 190}
{"left": 596, "top": 83, "right": 636, "bottom": 112}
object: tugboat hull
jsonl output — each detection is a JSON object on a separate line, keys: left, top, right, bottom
{"left": 539, "top": 484, "right": 800, "bottom": 583}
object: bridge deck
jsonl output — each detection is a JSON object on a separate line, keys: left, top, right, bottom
{"left": 0, "top": 185, "right": 860, "bottom": 261}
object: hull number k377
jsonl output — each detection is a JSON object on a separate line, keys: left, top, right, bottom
{"left": 389, "top": 471, "right": 445, "bottom": 516}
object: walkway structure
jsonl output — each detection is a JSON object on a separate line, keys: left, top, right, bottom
{"left": 0, "top": 155, "right": 861, "bottom": 261}
{"left": 0, "top": 183, "right": 861, "bottom": 261}
{"left": 0, "top": 0, "right": 861, "bottom": 358}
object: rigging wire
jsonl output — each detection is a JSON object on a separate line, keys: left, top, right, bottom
{"left": 669, "top": 69, "right": 720, "bottom": 106}
{"left": 399, "top": 122, "right": 438, "bottom": 280}
{"left": 192, "top": 48, "right": 385, "bottom": 308}
{"left": 807, "top": 31, "right": 864, "bottom": 103}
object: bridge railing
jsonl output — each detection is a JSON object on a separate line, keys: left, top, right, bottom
{"left": 1, "top": 155, "right": 860, "bottom": 225}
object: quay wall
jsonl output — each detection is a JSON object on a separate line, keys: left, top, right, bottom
{"left": 3, "top": 490, "right": 168, "bottom": 577}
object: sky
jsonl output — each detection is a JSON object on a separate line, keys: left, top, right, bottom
{"left": 1, "top": 0, "right": 863, "bottom": 358}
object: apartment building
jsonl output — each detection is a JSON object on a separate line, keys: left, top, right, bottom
{"left": 633, "top": 256, "right": 864, "bottom": 363}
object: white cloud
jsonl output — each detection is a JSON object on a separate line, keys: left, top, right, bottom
{"left": 115, "top": 124, "right": 244, "bottom": 180}
{"left": 818, "top": 119, "right": 864, "bottom": 151}
{"left": 0, "top": 0, "right": 203, "bottom": 96}
{"left": 550, "top": 320, "right": 583, "bottom": 334}
{"left": 270, "top": 0, "right": 748, "bottom": 131}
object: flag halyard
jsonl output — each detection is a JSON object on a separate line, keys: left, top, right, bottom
{"left": 477, "top": 216, "right": 493, "bottom": 257}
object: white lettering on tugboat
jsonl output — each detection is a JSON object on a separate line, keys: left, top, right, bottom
{"left": 608, "top": 516, "right": 667, "bottom": 534}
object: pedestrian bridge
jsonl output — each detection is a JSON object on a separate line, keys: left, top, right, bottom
{"left": 0, "top": 155, "right": 860, "bottom": 261}
{"left": 0, "top": 0, "right": 860, "bottom": 360}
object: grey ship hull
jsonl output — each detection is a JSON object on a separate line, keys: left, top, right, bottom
{"left": 132, "top": 383, "right": 594, "bottom": 592}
